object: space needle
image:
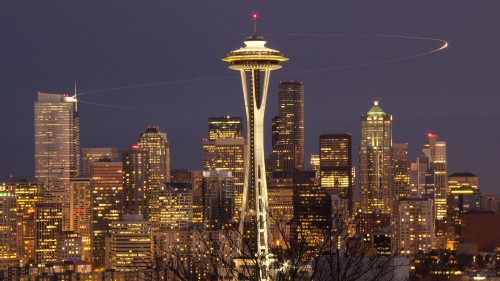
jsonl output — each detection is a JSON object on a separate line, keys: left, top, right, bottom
{"left": 222, "top": 13, "right": 288, "bottom": 280}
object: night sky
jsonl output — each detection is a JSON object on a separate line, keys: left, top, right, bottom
{"left": 1, "top": 1, "right": 499, "bottom": 195}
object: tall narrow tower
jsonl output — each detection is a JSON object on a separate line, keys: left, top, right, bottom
{"left": 34, "top": 92, "right": 80, "bottom": 231}
{"left": 222, "top": 15, "right": 288, "bottom": 280}
{"left": 359, "top": 101, "right": 393, "bottom": 233}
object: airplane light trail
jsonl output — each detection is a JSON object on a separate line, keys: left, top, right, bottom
{"left": 78, "top": 99, "right": 136, "bottom": 110}
{"left": 77, "top": 33, "right": 448, "bottom": 105}
{"left": 78, "top": 75, "right": 236, "bottom": 96}
{"left": 280, "top": 33, "right": 449, "bottom": 75}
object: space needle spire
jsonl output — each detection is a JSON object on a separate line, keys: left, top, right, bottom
{"left": 222, "top": 14, "right": 288, "bottom": 281}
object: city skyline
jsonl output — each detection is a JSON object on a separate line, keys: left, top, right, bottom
{"left": 1, "top": 1, "right": 499, "bottom": 196}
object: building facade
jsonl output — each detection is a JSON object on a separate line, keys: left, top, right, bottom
{"left": 82, "top": 147, "right": 119, "bottom": 176}
{"left": 359, "top": 101, "right": 393, "bottom": 232}
{"left": 90, "top": 160, "right": 123, "bottom": 270}
{"left": 0, "top": 184, "right": 19, "bottom": 270}
{"left": 34, "top": 202, "right": 63, "bottom": 265}
{"left": 69, "top": 176, "right": 92, "bottom": 261}
{"left": 270, "top": 81, "right": 305, "bottom": 172}
{"left": 122, "top": 147, "right": 151, "bottom": 217}
{"left": 319, "top": 134, "right": 354, "bottom": 214}
{"left": 392, "top": 196, "right": 434, "bottom": 257}
{"left": 203, "top": 117, "right": 244, "bottom": 214}
{"left": 34, "top": 92, "right": 80, "bottom": 231}
{"left": 392, "top": 143, "right": 411, "bottom": 201}
{"left": 202, "top": 171, "right": 235, "bottom": 230}
{"left": 110, "top": 215, "right": 152, "bottom": 271}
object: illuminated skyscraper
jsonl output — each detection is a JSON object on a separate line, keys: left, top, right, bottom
{"left": 157, "top": 183, "right": 193, "bottom": 230}
{"left": 392, "top": 195, "right": 434, "bottom": 257}
{"left": 202, "top": 171, "right": 235, "bottom": 230}
{"left": 110, "top": 214, "right": 152, "bottom": 271}
{"left": 122, "top": 146, "right": 151, "bottom": 218}
{"left": 422, "top": 134, "right": 447, "bottom": 237}
{"left": 0, "top": 184, "right": 19, "bottom": 270}
{"left": 203, "top": 116, "right": 244, "bottom": 214}
{"left": 8, "top": 178, "right": 43, "bottom": 263}
{"left": 138, "top": 127, "right": 171, "bottom": 183}
{"left": 90, "top": 160, "right": 123, "bottom": 270}
{"left": 82, "top": 147, "right": 119, "bottom": 175}
{"left": 447, "top": 172, "right": 482, "bottom": 241}
{"left": 268, "top": 187, "right": 294, "bottom": 246}
{"left": 35, "top": 202, "right": 63, "bottom": 265}
{"left": 270, "top": 81, "right": 305, "bottom": 173}
{"left": 392, "top": 143, "right": 411, "bottom": 201}
{"left": 292, "top": 172, "right": 332, "bottom": 254}
{"left": 138, "top": 127, "right": 170, "bottom": 229}
{"left": 319, "top": 134, "right": 354, "bottom": 214}
{"left": 34, "top": 92, "right": 80, "bottom": 231}
{"left": 69, "top": 176, "right": 92, "bottom": 260}
{"left": 359, "top": 101, "right": 392, "bottom": 232}
{"left": 222, "top": 22, "right": 288, "bottom": 279}
{"left": 208, "top": 115, "right": 243, "bottom": 140}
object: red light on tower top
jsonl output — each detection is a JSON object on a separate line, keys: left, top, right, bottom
{"left": 251, "top": 12, "right": 259, "bottom": 35}
{"left": 427, "top": 133, "right": 438, "bottom": 138}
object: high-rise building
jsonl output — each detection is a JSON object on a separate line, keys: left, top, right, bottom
{"left": 359, "top": 101, "right": 393, "bottom": 232}
{"left": 138, "top": 126, "right": 171, "bottom": 183}
{"left": 208, "top": 115, "right": 243, "bottom": 140}
{"left": 447, "top": 172, "right": 482, "bottom": 241}
{"left": 422, "top": 134, "right": 447, "bottom": 237}
{"left": 56, "top": 231, "right": 83, "bottom": 262}
{"left": 138, "top": 127, "right": 171, "bottom": 229}
{"left": 90, "top": 160, "right": 123, "bottom": 270}
{"left": 223, "top": 29, "right": 288, "bottom": 279}
{"left": 392, "top": 195, "right": 434, "bottom": 257}
{"left": 122, "top": 146, "right": 151, "bottom": 217}
{"left": 202, "top": 171, "right": 235, "bottom": 230}
{"left": 0, "top": 184, "right": 19, "bottom": 270}
{"left": 203, "top": 117, "right": 244, "bottom": 214}
{"left": 82, "top": 147, "right": 119, "bottom": 175}
{"left": 268, "top": 187, "right": 294, "bottom": 246}
{"left": 69, "top": 176, "right": 92, "bottom": 260}
{"left": 110, "top": 214, "right": 152, "bottom": 271}
{"left": 270, "top": 81, "right": 305, "bottom": 173}
{"left": 35, "top": 202, "right": 63, "bottom": 265}
{"left": 319, "top": 134, "right": 354, "bottom": 214}
{"left": 34, "top": 92, "right": 80, "bottom": 231}
{"left": 392, "top": 143, "right": 411, "bottom": 201}
{"left": 292, "top": 172, "right": 332, "bottom": 254}
{"left": 8, "top": 178, "right": 43, "bottom": 263}
{"left": 156, "top": 183, "right": 193, "bottom": 230}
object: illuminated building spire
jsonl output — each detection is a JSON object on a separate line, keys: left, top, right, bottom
{"left": 222, "top": 16, "right": 288, "bottom": 281}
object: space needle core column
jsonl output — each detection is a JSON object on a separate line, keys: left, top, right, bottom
{"left": 222, "top": 15, "right": 288, "bottom": 281}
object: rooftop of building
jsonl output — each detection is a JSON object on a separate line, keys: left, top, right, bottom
{"left": 367, "top": 100, "right": 386, "bottom": 116}
{"left": 449, "top": 172, "right": 477, "bottom": 178}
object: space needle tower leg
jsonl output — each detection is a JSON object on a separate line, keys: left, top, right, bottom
{"left": 223, "top": 14, "right": 288, "bottom": 281}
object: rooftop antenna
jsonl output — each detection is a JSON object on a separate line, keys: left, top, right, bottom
{"left": 74, "top": 80, "right": 78, "bottom": 111}
{"left": 252, "top": 12, "right": 259, "bottom": 36}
